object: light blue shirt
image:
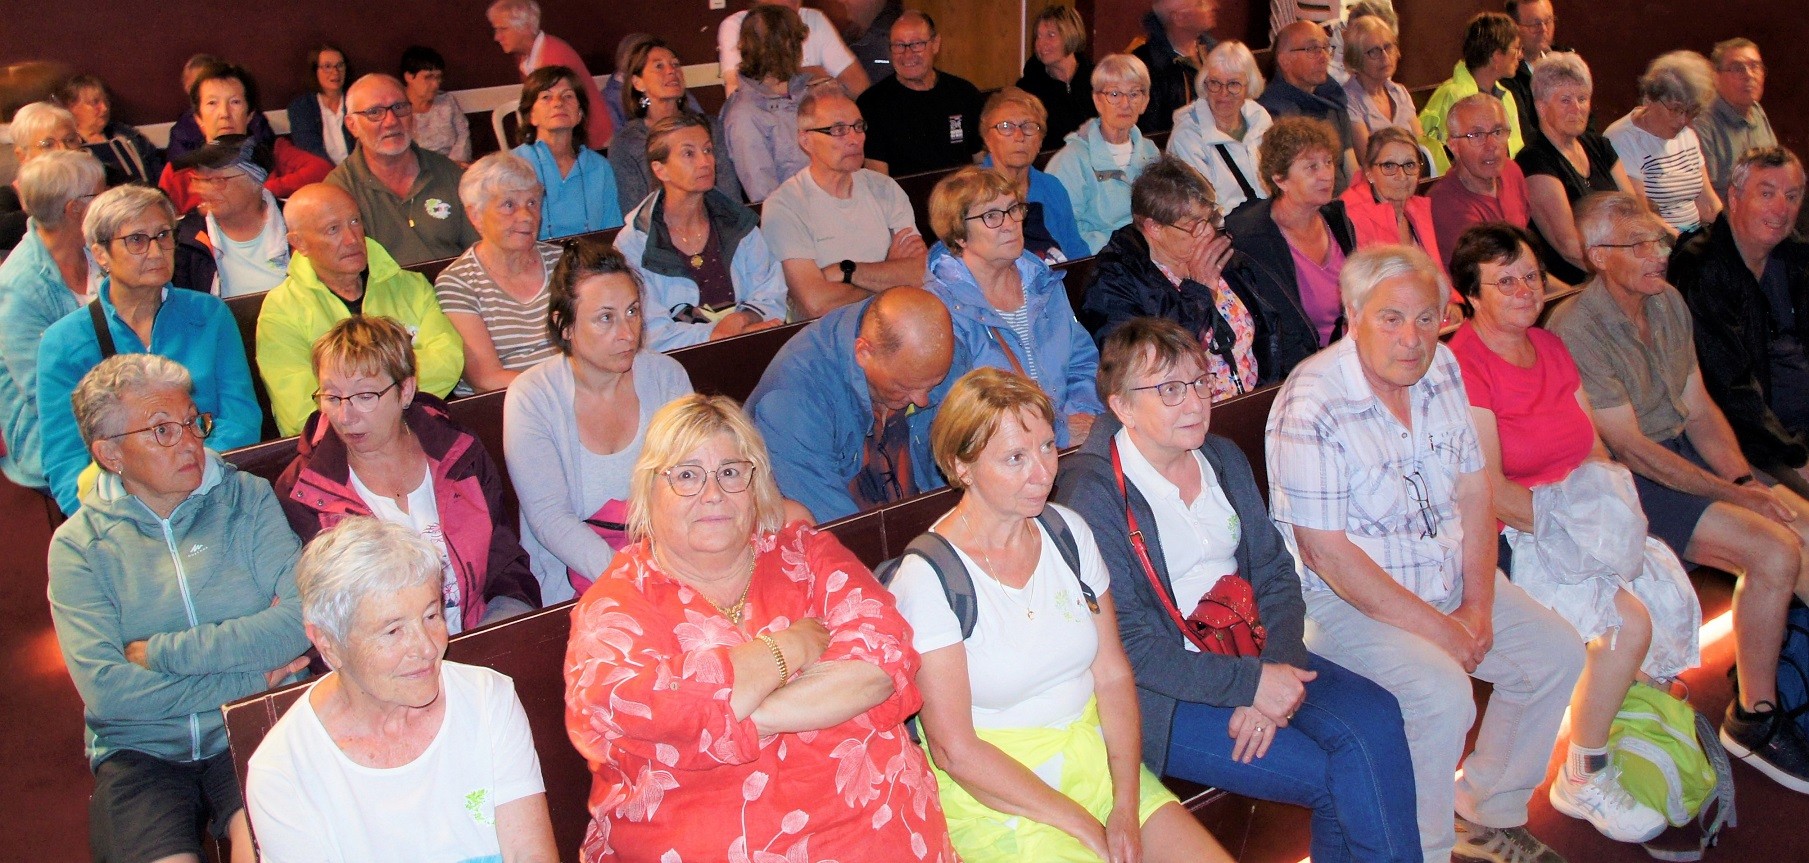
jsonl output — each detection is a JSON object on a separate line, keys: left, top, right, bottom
{"left": 0, "top": 222, "right": 94, "bottom": 489}
{"left": 512, "top": 141, "right": 624, "bottom": 241}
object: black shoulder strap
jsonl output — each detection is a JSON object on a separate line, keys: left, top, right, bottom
{"left": 1214, "top": 143, "right": 1259, "bottom": 204}
{"left": 875, "top": 532, "right": 979, "bottom": 640}
{"left": 88, "top": 301, "right": 117, "bottom": 359}
{"left": 1036, "top": 508, "right": 1100, "bottom": 616}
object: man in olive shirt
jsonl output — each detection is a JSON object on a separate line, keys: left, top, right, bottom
{"left": 1550, "top": 191, "right": 1809, "bottom": 794}
{"left": 326, "top": 74, "right": 478, "bottom": 266}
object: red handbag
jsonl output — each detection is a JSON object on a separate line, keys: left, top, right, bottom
{"left": 1112, "top": 439, "right": 1266, "bottom": 657}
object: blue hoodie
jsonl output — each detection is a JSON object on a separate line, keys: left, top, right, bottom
{"left": 979, "top": 154, "right": 1090, "bottom": 263}
{"left": 746, "top": 297, "right": 971, "bottom": 522}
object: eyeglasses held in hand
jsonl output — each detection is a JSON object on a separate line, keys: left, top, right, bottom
{"left": 111, "top": 227, "right": 178, "bottom": 255}
{"left": 1131, "top": 375, "right": 1211, "bottom": 406}
{"left": 1404, "top": 471, "right": 1438, "bottom": 539}
{"left": 805, "top": 121, "right": 868, "bottom": 137}
{"left": 988, "top": 120, "right": 1045, "bottom": 138}
{"left": 314, "top": 381, "right": 400, "bottom": 412}
{"left": 104, "top": 413, "right": 214, "bottom": 447}
{"left": 350, "top": 101, "right": 414, "bottom": 123}
{"left": 663, "top": 461, "right": 756, "bottom": 496}
{"left": 965, "top": 202, "right": 1031, "bottom": 229}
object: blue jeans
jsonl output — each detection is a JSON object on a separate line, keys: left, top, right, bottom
{"left": 1164, "top": 654, "right": 1419, "bottom": 863}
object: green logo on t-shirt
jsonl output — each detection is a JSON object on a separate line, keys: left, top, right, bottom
{"left": 464, "top": 788, "right": 494, "bottom": 826}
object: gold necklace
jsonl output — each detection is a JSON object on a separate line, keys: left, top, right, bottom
{"left": 960, "top": 512, "right": 1037, "bottom": 620}
{"left": 659, "top": 541, "right": 757, "bottom": 625}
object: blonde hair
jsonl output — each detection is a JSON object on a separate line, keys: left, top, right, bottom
{"left": 1033, "top": 5, "right": 1088, "bottom": 58}
{"left": 928, "top": 166, "right": 1020, "bottom": 253}
{"left": 310, "top": 315, "right": 418, "bottom": 385}
{"left": 930, "top": 367, "right": 1056, "bottom": 489}
{"left": 628, "top": 394, "right": 785, "bottom": 540}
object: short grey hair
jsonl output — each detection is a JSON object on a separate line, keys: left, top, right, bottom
{"left": 1445, "top": 91, "right": 1506, "bottom": 132}
{"left": 83, "top": 185, "right": 176, "bottom": 249}
{"left": 1637, "top": 50, "right": 1716, "bottom": 116}
{"left": 1200, "top": 40, "right": 1265, "bottom": 101}
{"left": 10, "top": 102, "right": 77, "bottom": 153}
{"left": 1728, "top": 146, "right": 1803, "bottom": 196}
{"left": 19, "top": 150, "right": 104, "bottom": 228}
{"left": 1342, "top": 15, "right": 1395, "bottom": 73}
{"left": 796, "top": 78, "right": 854, "bottom": 130}
{"left": 1091, "top": 53, "right": 1151, "bottom": 92}
{"left": 458, "top": 151, "right": 542, "bottom": 215}
{"left": 71, "top": 354, "right": 194, "bottom": 451}
{"left": 296, "top": 516, "right": 445, "bottom": 646}
{"left": 487, "top": 0, "right": 540, "bottom": 31}
{"left": 1530, "top": 51, "right": 1592, "bottom": 102}
{"left": 1340, "top": 244, "right": 1443, "bottom": 316}
{"left": 1575, "top": 191, "right": 1664, "bottom": 250}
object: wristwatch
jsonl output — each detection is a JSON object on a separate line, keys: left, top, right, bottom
{"left": 839, "top": 259, "right": 856, "bottom": 284}
{"left": 1733, "top": 473, "right": 1756, "bottom": 486}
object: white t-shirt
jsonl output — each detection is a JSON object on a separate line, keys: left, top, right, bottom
{"left": 246, "top": 662, "right": 546, "bottom": 863}
{"left": 1605, "top": 113, "right": 1710, "bottom": 233}
{"left": 349, "top": 467, "right": 464, "bottom": 634}
{"left": 319, "top": 95, "right": 349, "bottom": 164}
{"left": 718, "top": 6, "right": 856, "bottom": 83}
{"left": 214, "top": 229, "right": 288, "bottom": 298}
{"left": 889, "top": 504, "right": 1111, "bottom": 729}
{"left": 760, "top": 168, "right": 916, "bottom": 267}
{"left": 1105, "top": 139, "right": 1135, "bottom": 170}
{"left": 1114, "top": 429, "right": 1241, "bottom": 652}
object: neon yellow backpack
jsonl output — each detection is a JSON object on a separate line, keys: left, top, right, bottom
{"left": 1609, "top": 682, "right": 1736, "bottom": 859}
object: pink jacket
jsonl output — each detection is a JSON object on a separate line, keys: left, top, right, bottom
{"left": 1340, "top": 178, "right": 1445, "bottom": 276}
{"left": 530, "top": 33, "right": 614, "bottom": 151}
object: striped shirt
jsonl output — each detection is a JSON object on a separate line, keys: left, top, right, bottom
{"left": 996, "top": 297, "right": 1043, "bottom": 380}
{"left": 1605, "top": 113, "right": 1709, "bottom": 233}
{"left": 433, "top": 242, "right": 563, "bottom": 395}
{"left": 1264, "top": 337, "right": 1484, "bottom": 603}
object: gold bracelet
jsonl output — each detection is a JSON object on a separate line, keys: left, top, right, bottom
{"left": 757, "top": 634, "right": 789, "bottom": 684}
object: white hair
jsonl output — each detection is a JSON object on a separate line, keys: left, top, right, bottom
{"left": 71, "top": 354, "right": 194, "bottom": 450}
{"left": 1530, "top": 51, "right": 1592, "bottom": 102}
{"left": 82, "top": 184, "right": 176, "bottom": 249}
{"left": 296, "top": 517, "right": 445, "bottom": 646}
{"left": 458, "top": 151, "right": 542, "bottom": 214}
{"left": 1091, "top": 53, "right": 1151, "bottom": 92}
{"left": 18, "top": 149, "right": 104, "bottom": 228}
{"left": 1200, "top": 40, "right": 1265, "bottom": 101}
{"left": 1340, "top": 244, "right": 1443, "bottom": 316}
{"left": 487, "top": 0, "right": 540, "bottom": 32}
{"left": 10, "top": 102, "right": 76, "bottom": 154}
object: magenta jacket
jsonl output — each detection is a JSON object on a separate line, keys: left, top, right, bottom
{"left": 1339, "top": 179, "right": 1446, "bottom": 277}
{"left": 275, "top": 394, "right": 539, "bottom": 630}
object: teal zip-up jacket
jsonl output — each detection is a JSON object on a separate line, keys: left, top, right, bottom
{"left": 46, "top": 453, "right": 308, "bottom": 768}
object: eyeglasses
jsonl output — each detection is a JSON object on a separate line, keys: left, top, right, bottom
{"left": 662, "top": 460, "right": 756, "bottom": 496}
{"left": 1483, "top": 271, "right": 1542, "bottom": 294}
{"left": 1163, "top": 215, "right": 1221, "bottom": 238}
{"left": 111, "top": 227, "right": 177, "bottom": 255}
{"left": 1202, "top": 78, "right": 1246, "bottom": 95}
{"left": 1594, "top": 236, "right": 1674, "bottom": 257}
{"left": 1720, "top": 60, "right": 1765, "bottom": 75}
{"left": 805, "top": 120, "right": 868, "bottom": 137}
{"left": 350, "top": 101, "right": 413, "bottom": 123}
{"left": 889, "top": 39, "right": 933, "bottom": 54}
{"left": 964, "top": 202, "right": 1030, "bottom": 229}
{"left": 1372, "top": 159, "right": 1421, "bottom": 177}
{"left": 313, "top": 381, "right": 399, "bottom": 412}
{"left": 104, "top": 413, "right": 214, "bottom": 447}
{"left": 1657, "top": 100, "right": 1701, "bottom": 121}
{"left": 1287, "top": 43, "right": 1334, "bottom": 56}
{"left": 33, "top": 133, "right": 84, "bottom": 151}
{"left": 1363, "top": 43, "right": 1399, "bottom": 61}
{"left": 1404, "top": 471, "right": 1438, "bottom": 539}
{"left": 1131, "top": 375, "right": 1211, "bottom": 406}
{"left": 1450, "top": 126, "right": 1511, "bottom": 144}
{"left": 190, "top": 171, "right": 248, "bottom": 186}
{"left": 988, "top": 120, "right": 1045, "bottom": 138}
{"left": 1517, "top": 15, "right": 1556, "bottom": 30}
{"left": 1100, "top": 88, "right": 1148, "bottom": 104}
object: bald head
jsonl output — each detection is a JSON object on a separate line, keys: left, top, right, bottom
{"left": 284, "top": 184, "right": 369, "bottom": 280}
{"left": 1275, "top": 21, "right": 1332, "bottom": 89}
{"left": 855, "top": 287, "right": 956, "bottom": 411}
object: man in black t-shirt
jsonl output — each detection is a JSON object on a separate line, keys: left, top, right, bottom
{"left": 856, "top": 10, "right": 983, "bottom": 177}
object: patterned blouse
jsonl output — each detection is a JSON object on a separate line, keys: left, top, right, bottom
{"left": 564, "top": 522, "right": 957, "bottom": 863}
{"left": 1155, "top": 259, "right": 1260, "bottom": 400}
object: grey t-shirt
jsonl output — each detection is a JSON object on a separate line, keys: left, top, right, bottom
{"left": 1550, "top": 281, "right": 1698, "bottom": 443}
{"left": 433, "top": 242, "right": 562, "bottom": 395}
{"left": 760, "top": 168, "right": 917, "bottom": 267}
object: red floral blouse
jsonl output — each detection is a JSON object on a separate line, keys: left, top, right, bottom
{"left": 564, "top": 522, "right": 956, "bottom": 863}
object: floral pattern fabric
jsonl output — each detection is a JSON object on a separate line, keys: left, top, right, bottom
{"left": 564, "top": 522, "right": 956, "bottom": 863}
{"left": 1154, "top": 260, "right": 1261, "bottom": 400}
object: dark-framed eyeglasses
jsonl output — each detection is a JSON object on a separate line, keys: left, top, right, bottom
{"left": 1203, "top": 78, "right": 1246, "bottom": 95}
{"left": 965, "top": 202, "right": 1031, "bottom": 229}
{"left": 662, "top": 460, "right": 756, "bottom": 496}
{"left": 1372, "top": 159, "right": 1421, "bottom": 177}
{"left": 988, "top": 119, "right": 1045, "bottom": 138}
{"left": 350, "top": 101, "right": 413, "bottom": 123}
{"left": 805, "top": 120, "right": 868, "bottom": 137}
{"left": 1287, "top": 43, "right": 1333, "bottom": 56}
{"left": 1131, "top": 375, "right": 1211, "bottom": 406}
{"left": 313, "top": 381, "right": 400, "bottom": 412}
{"left": 1449, "top": 126, "right": 1511, "bottom": 144}
{"left": 1404, "top": 471, "right": 1438, "bottom": 539}
{"left": 889, "top": 39, "right": 933, "bottom": 54}
{"left": 104, "top": 413, "right": 214, "bottom": 447}
{"left": 111, "top": 227, "right": 178, "bottom": 255}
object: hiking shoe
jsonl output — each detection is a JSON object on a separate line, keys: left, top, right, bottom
{"left": 1548, "top": 765, "right": 1667, "bottom": 843}
{"left": 1452, "top": 817, "right": 1566, "bottom": 863}
{"left": 1720, "top": 700, "right": 1809, "bottom": 794}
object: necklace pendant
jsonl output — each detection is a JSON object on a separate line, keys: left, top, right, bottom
{"left": 1026, "top": 609, "right": 1035, "bottom": 620}
{"left": 689, "top": 253, "right": 704, "bottom": 268}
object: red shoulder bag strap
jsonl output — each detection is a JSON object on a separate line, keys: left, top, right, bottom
{"left": 1111, "top": 438, "right": 1214, "bottom": 652}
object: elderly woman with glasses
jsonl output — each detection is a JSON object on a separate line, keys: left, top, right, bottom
{"left": 564, "top": 393, "right": 955, "bottom": 862}
{"left": 1516, "top": 53, "right": 1639, "bottom": 285}
{"left": 1447, "top": 222, "right": 1702, "bottom": 843}
{"left": 169, "top": 135, "right": 291, "bottom": 298}
{"left": 1170, "top": 41, "right": 1273, "bottom": 217}
{"left": 2, "top": 101, "right": 86, "bottom": 252}
{"left": 1081, "top": 156, "right": 1300, "bottom": 396}
{"left": 286, "top": 44, "right": 354, "bottom": 165}
{"left": 504, "top": 238, "right": 693, "bottom": 605}
{"left": 1339, "top": 15, "right": 1421, "bottom": 167}
{"left": 0, "top": 150, "right": 105, "bottom": 492}
{"left": 37, "top": 185, "right": 260, "bottom": 515}
{"left": 50, "top": 353, "right": 309, "bottom": 863}
{"left": 1046, "top": 54, "right": 1163, "bottom": 255}
{"left": 275, "top": 315, "right": 540, "bottom": 634}
{"left": 434, "top": 152, "right": 562, "bottom": 394}
{"left": 512, "top": 66, "right": 625, "bottom": 241}
{"left": 246, "top": 517, "right": 557, "bottom": 862}
{"left": 1604, "top": 50, "right": 1722, "bottom": 236}
{"left": 1015, "top": 4, "right": 1097, "bottom": 143}
{"left": 55, "top": 75, "right": 167, "bottom": 186}
{"left": 978, "top": 87, "right": 1088, "bottom": 263}
{"left": 927, "top": 167, "right": 1102, "bottom": 446}
{"left": 890, "top": 367, "right": 1232, "bottom": 863}
{"left": 721, "top": 5, "right": 814, "bottom": 203}
{"left": 1053, "top": 319, "right": 1419, "bottom": 863}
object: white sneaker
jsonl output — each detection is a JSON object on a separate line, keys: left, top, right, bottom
{"left": 1547, "top": 766, "right": 1667, "bottom": 843}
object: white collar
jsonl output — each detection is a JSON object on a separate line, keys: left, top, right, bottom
{"left": 520, "top": 32, "right": 548, "bottom": 75}
{"left": 203, "top": 188, "right": 289, "bottom": 279}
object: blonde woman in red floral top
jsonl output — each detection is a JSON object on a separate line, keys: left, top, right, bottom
{"left": 564, "top": 393, "right": 955, "bottom": 862}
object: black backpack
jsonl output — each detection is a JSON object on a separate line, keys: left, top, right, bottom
{"left": 874, "top": 508, "right": 1099, "bottom": 639}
